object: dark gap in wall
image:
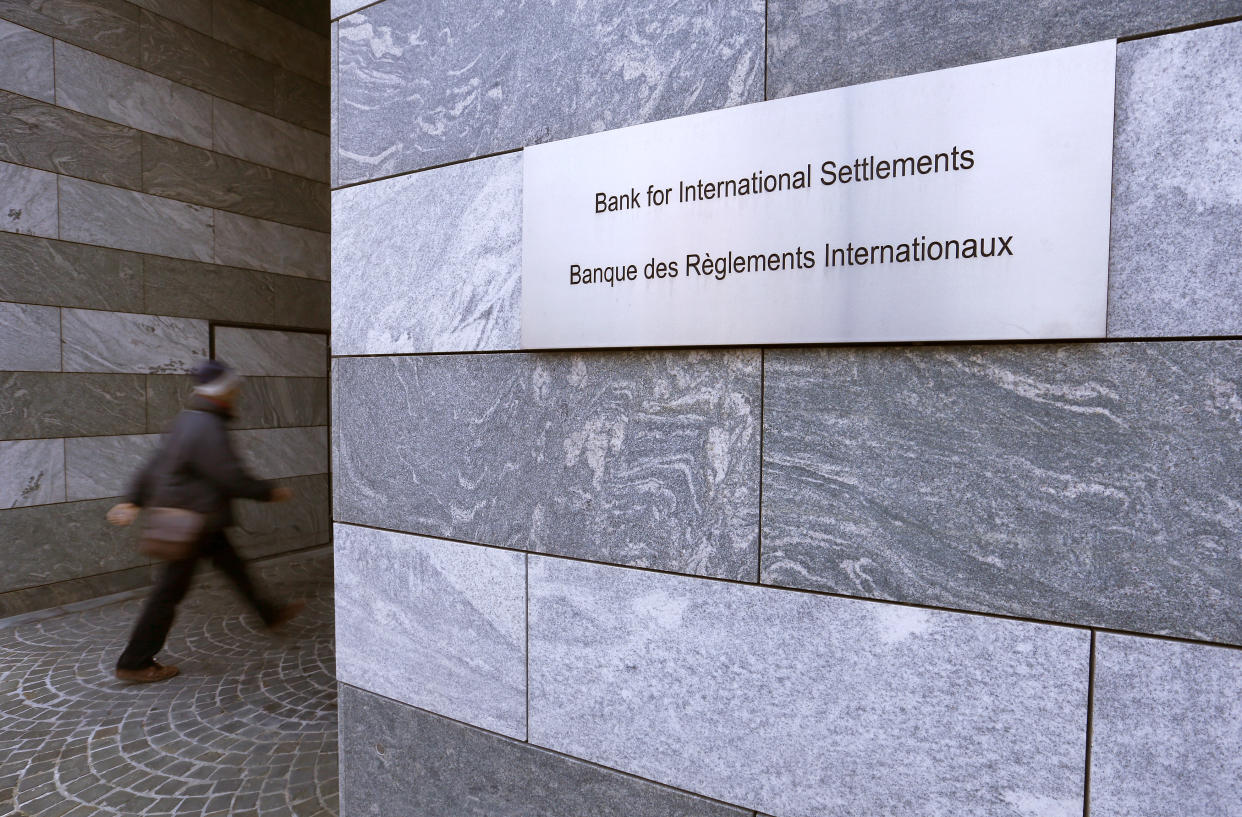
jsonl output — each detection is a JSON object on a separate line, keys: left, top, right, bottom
{"left": 332, "top": 147, "right": 524, "bottom": 193}
{"left": 755, "top": 348, "right": 765, "bottom": 583}
{"left": 1082, "top": 631, "right": 1097, "bottom": 817}
{"left": 1118, "top": 14, "right": 1242, "bottom": 42}
{"left": 332, "top": 521, "right": 1242, "bottom": 654}
{"left": 327, "top": 331, "right": 1242, "bottom": 362}
{"left": 340, "top": 682, "right": 764, "bottom": 814}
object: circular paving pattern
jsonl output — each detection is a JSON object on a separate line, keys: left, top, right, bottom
{"left": 0, "top": 553, "right": 338, "bottom": 817}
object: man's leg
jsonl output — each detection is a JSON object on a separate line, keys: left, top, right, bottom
{"left": 116, "top": 553, "right": 198, "bottom": 671}
{"left": 202, "top": 531, "right": 280, "bottom": 625}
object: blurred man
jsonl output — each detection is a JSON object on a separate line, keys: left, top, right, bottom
{"left": 108, "top": 360, "right": 302, "bottom": 683}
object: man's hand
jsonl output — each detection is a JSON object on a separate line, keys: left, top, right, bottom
{"left": 271, "top": 486, "right": 294, "bottom": 503}
{"left": 107, "top": 503, "right": 140, "bottom": 526}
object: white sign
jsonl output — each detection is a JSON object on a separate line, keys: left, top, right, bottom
{"left": 521, "top": 40, "right": 1116, "bottom": 348}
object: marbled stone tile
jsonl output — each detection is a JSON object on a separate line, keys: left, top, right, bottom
{"left": 212, "top": 0, "right": 328, "bottom": 84}
{"left": 127, "top": 0, "right": 211, "bottom": 35}
{"left": 530, "top": 557, "right": 1089, "bottom": 817}
{"left": 333, "top": 351, "right": 761, "bottom": 580}
{"left": 213, "top": 97, "right": 329, "bottom": 183}
{"left": 0, "top": 233, "right": 143, "bottom": 311}
{"left": 336, "top": 0, "right": 764, "bottom": 182}
{"left": 143, "top": 255, "right": 330, "bottom": 328}
{"left": 54, "top": 40, "right": 212, "bottom": 148}
{"left": 61, "top": 308, "right": 208, "bottom": 374}
{"left": 214, "top": 210, "right": 329, "bottom": 279}
{"left": 214, "top": 327, "right": 327, "bottom": 377}
{"left": 138, "top": 9, "right": 275, "bottom": 116}
{"left": 330, "top": 0, "right": 366, "bottom": 20}
{"left": 247, "top": 0, "right": 328, "bottom": 37}
{"left": 1109, "top": 22, "right": 1242, "bottom": 337}
{"left": 0, "top": 19, "right": 53, "bottom": 101}
{"left": 274, "top": 67, "right": 329, "bottom": 135}
{"left": 232, "top": 473, "right": 330, "bottom": 559}
{"left": 0, "top": 90, "right": 143, "bottom": 190}
{"left": 0, "top": 0, "right": 139, "bottom": 64}
{"left": 767, "top": 0, "right": 1242, "bottom": 99}
{"left": 763, "top": 342, "right": 1242, "bottom": 644}
{"left": 64, "top": 433, "right": 160, "bottom": 501}
{"left": 0, "top": 372, "right": 146, "bottom": 440}
{"left": 0, "top": 161, "right": 58, "bottom": 238}
{"left": 332, "top": 152, "right": 520, "bottom": 354}
{"left": 1091, "top": 634, "right": 1242, "bottom": 817}
{"left": 0, "top": 562, "right": 153, "bottom": 618}
{"left": 0, "top": 439, "right": 65, "bottom": 508}
{"left": 0, "top": 302, "right": 60, "bottom": 372}
{"left": 59, "top": 176, "right": 214, "bottom": 262}
{"left": 339, "top": 684, "right": 753, "bottom": 817}
{"left": 335, "top": 524, "right": 527, "bottom": 737}
{"left": 146, "top": 375, "right": 328, "bottom": 432}
{"left": 329, "top": 22, "right": 337, "bottom": 187}
{"left": 0, "top": 498, "right": 146, "bottom": 594}
{"left": 233, "top": 426, "right": 329, "bottom": 479}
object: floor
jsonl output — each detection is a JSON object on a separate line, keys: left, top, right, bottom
{"left": 0, "top": 550, "right": 338, "bottom": 817}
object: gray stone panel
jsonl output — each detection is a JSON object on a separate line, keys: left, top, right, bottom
{"left": 146, "top": 375, "right": 329, "bottom": 432}
{"left": 54, "top": 41, "right": 212, "bottom": 148}
{"left": 127, "top": 0, "right": 211, "bottom": 35}
{"left": 248, "top": 0, "right": 328, "bottom": 37}
{"left": 0, "top": 233, "right": 143, "bottom": 312}
{"left": 330, "top": 0, "right": 365, "bottom": 20}
{"left": 61, "top": 308, "right": 208, "bottom": 374}
{"left": 335, "top": 524, "right": 527, "bottom": 738}
{"left": 214, "top": 209, "right": 329, "bottom": 279}
{"left": 336, "top": 0, "right": 764, "bottom": 182}
{"left": 212, "top": 0, "right": 329, "bottom": 84}
{"left": 0, "top": 562, "right": 153, "bottom": 618}
{"left": 233, "top": 426, "right": 329, "bottom": 479}
{"left": 274, "top": 68, "right": 329, "bottom": 135}
{"left": 0, "top": 498, "right": 146, "bottom": 594}
{"left": 0, "top": 161, "right": 57, "bottom": 238}
{"left": 332, "top": 152, "right": 520, "bottom": 354}
{"left": 766, "top": 0, "right": 1242, "bottom": 99}
{"left": 213, "top": 97, "right": 329, "bottom": 182}
{"left": 1091, "top": 634, "right": 1242, "bottom": 817}
{"left": 64, "top": 433, "right": 160, "bottom": 501}
{"left": 0, "top": 0, "right": 139, "bottom": 64}
{"left": 138, "top": 9, "right": 276, "bottom": 117}
{"left": 143, "top": 255, "right": 330, "bottom": 329}
{"left": 0, "top": 19, "right": 53, "bottom": 102}
{"left": 0, "top": 439, "right": 65, "bottom": 508}
{"left": 339, "top": 684, "right": 753, "bottom": 817}
{"left": 333, "top": 351, "right": 761, "bottom": 580}
{"left": 763, "top": 342, "right": 1242, "bottom": 644}
{"left": 529, "top": 557, "right": 1089, "bottom": 817}
{"left": 137, "top": 135, "right": 330, "bottom": 228}
{"left": 0, "top": 302, "right": 60, "bottom": 372}
{"left": 0, "top": 90, "right": 143, "bottom": 190}
{"left": 329, "top": 22, "right": 337, "bottom": 187}
{"left": 227, "top": 473, "right": 330, "bottom": 559}
{"left": 59, "top": 176, "right": 214, "bottom": 262}
{"left": 0, "top": 372, "right": 146, "bottom": 440}
{"left": 214, "top": 327, "right": 327, "bottom": 377}
{"left": 1109, "top": 21, "right": 1242, "bottom": 337}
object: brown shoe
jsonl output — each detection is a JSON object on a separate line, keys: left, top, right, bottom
{"left": 267, "top": 600, "right": 306, "bottom": 632}
{"left": 115, "top": 662, "right": 180, "bottom": 684}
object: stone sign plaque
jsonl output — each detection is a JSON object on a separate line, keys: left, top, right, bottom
{"left": 521, "top": 40, "right": 1117, "bottom": 349}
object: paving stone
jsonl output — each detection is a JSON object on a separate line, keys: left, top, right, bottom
{"left": 0, "top": 551, "right": 337, "bottom": 817}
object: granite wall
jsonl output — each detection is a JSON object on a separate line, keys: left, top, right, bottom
{"left": 331, "top": 2, "right": 1242, "bottom": 815}
{"left": 0, "top": 0, "right": 331, "bottom": 617}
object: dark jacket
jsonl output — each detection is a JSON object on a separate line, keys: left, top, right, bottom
{"left": 128, "top": 395, "right": 273, "bottom": 527}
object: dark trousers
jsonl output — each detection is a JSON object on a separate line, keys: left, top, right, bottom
{"left": 116, "top": 530, "right": 278, "bottom": 670}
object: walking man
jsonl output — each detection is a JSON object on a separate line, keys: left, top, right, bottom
{"left": 107, "top": 360, "right": 302, "bottom": 683}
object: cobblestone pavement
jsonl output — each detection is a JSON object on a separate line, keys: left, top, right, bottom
{"left": 0, "top": 551, "right": 338, "bottom": 817}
